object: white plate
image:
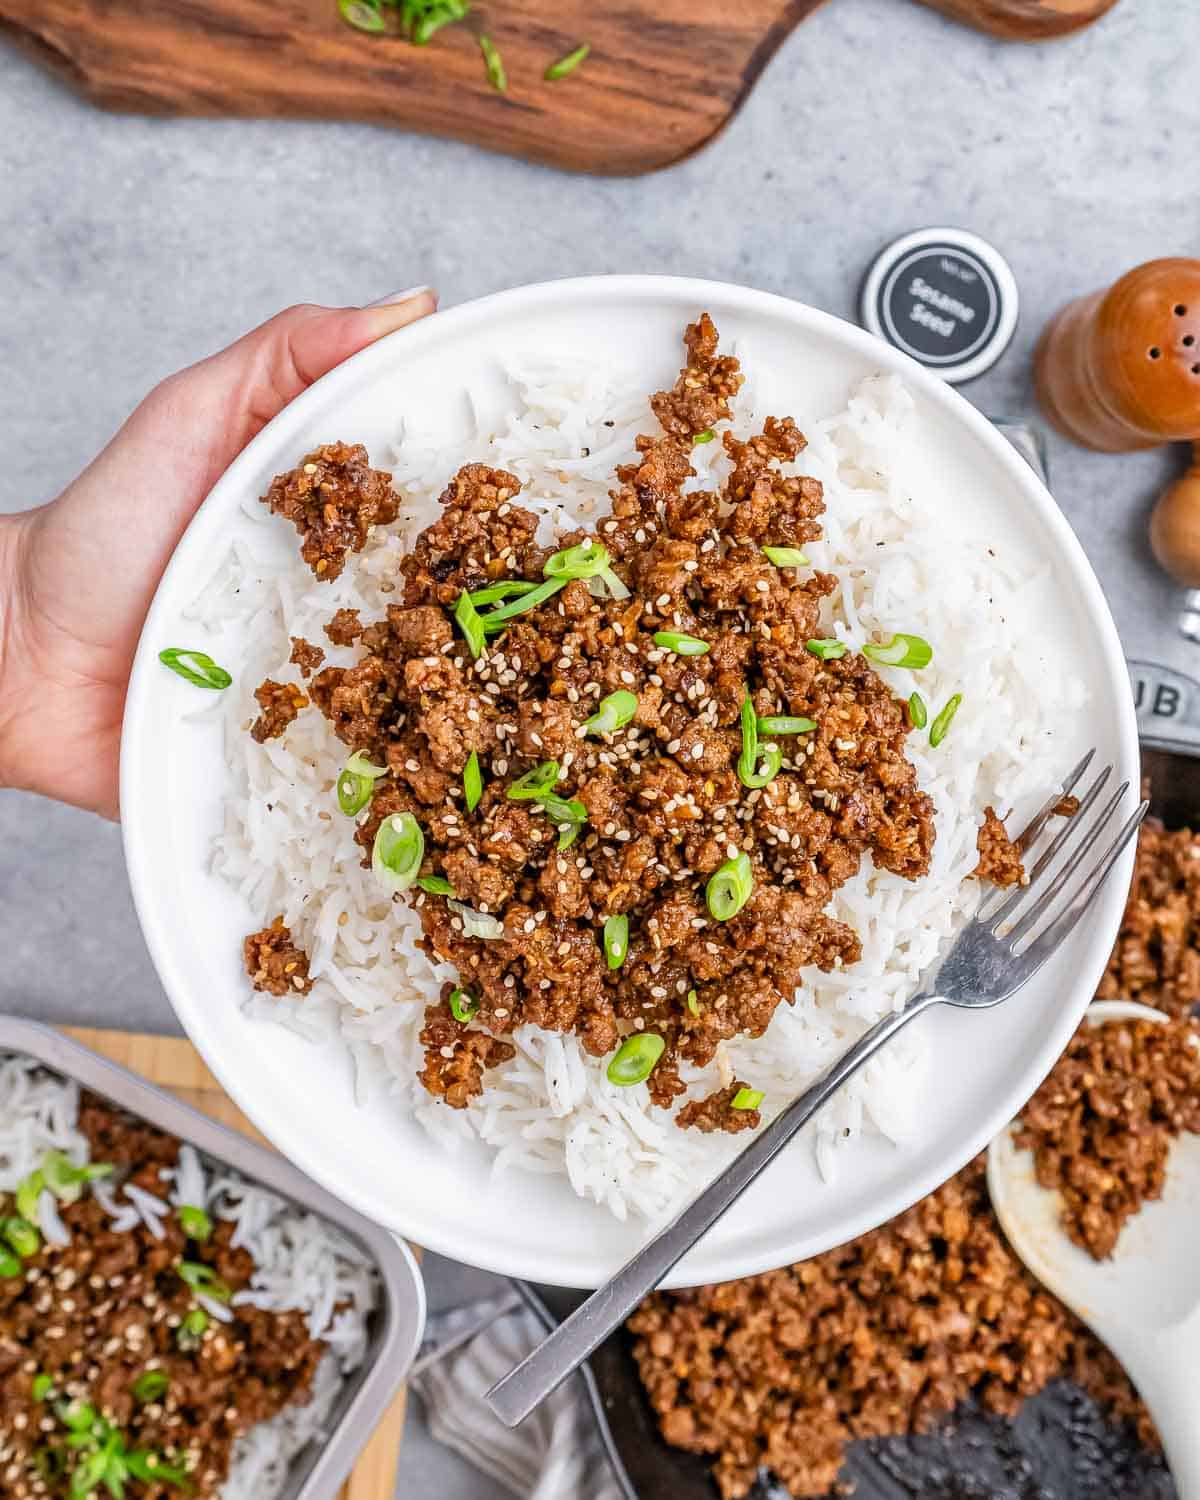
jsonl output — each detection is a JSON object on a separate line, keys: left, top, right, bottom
{"left": 121, "top": 276, "right": 1138, "bottom": 1288}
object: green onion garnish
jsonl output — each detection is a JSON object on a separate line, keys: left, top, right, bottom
{"left": 337, "top": 750, "right": 387, "bottom": 817}
{"left": 805, "top": 639, "right": 847, "bottom": 661}
{"left": 338, "top": 0, "right": 385, "bottom": 30}
{"left": 545, "top": 41, "right": 590, "bottom": 79}
{"left": 0, "top": 1247, "right": 20, "bottom": 1279}
{"left": 16, "top": 1170, "right": 44, "bottom": 1222}
{"left": 706, "top": 851, "right": 753, "bottom": 921}
{"left": 402, "top": 0, "right": 470, "bottom": 45}
{"left": 606, "top": 1033, "right": 665, "bottom": 1087}
{"left": 132, "top": 1370, "right": 169, "bottom": 1404}
{"left": 466, "top": 580, "right": 539, "bottom": 607}
{"left": 762, "top": 546, "right": 809, "bottom": 568}
{"left": 603, "top": 914, "right": 629, "bottom": 970}
{"left": 31, "top": 1374, "right": 53, "bottom": 1402}
{"left": 731, "top": 1087, "right": 764, "bottom": 1111}
{"left": 756, "top": 715, "right": 816, "bottom": 735}
{"left": 2, "top": 1216, "right": 40, "bottom": 1258}
{"left": 125, "top": 1451, "right": 191, "bottom": 1487}
{"left": 507, "top": 760, "right": 560, "bottom": 800}
{"left": 929, "top": 693, "right": 963, "bottom": 748}
{"left": 178, "top": 1260, "right": 232, "bottom": 1302}
{"left": 177, "top": 1307, "right": 209, "bottom": 1348}
{"left": 583, "top": 690, "right": 638, "bottom": 736}
{"left": 653, "top": 631, "right": 710, "bottom": 656}
{"left": 463, "top": 750, "right": 483, "bottom": 812}
{"left": 542, "top": 794, "right": 587, "bottom": 833}
{"left": 862, "top": 633, "right": 933, "bottom": 670}
{"left": 686, "top": 989, "right": 700, "bottom": 1017}
{"left": 557, "top": 823, "right": 580, "bottom": 851}
{"left": 448, "top": 900, "right": 505, "bottom": 940}
{"left": 908, "top": 691, "right": 928, "bottom": 729}
{"left": 449, "top": 988, "right": 480, "bottom": 1024}
{"left": 738, "top": 696, "right": 780, "bottom": 789}
{"left": 417, "top": 874, "right": 455, "bottom": 895}
{"left": 454, "top": 589, "right": 488, "bottom": 659}
{"left": 480, "top": 576, "right": 567, "bottom": 630}
{"left": 56, "top": 1399, "right": 97, "bottom": 1433}
{"left": 372, "top": 812, "right": 425, "bottom": 895}
{"left": 544, "top": 539, "right": 611, "bottom": 581}
{"left": 178, "top": 1205, "right": 212, "bottom": 1243}
{"left": 479, "top": 33, "right": 506, "bottom": 90}
{"left": 158, "top": 647, "right": 233, "bottom": 690}
{"left": 692, "top": 429, "right": 715, "bottom": 444}
{"left": 41, "top": 1151, "right": 113, "bottom": 1204}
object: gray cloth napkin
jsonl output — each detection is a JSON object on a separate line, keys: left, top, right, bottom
{"left": 411, "top": 1292, "right": 624, "bottom": 1500}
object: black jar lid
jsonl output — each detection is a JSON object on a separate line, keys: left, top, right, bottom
{"left": 860, "top": 227, "right": 1019, "bottom": 384}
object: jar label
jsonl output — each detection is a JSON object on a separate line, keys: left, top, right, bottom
{"left": 876, "top": 244, "right": 1002, "bottom": 367}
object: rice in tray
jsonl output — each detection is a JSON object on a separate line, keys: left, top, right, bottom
{"left": 0, "top": 1054, "right": 377, "bottom": 1500}
{"left": 194, "top": 319, "right": 1085, "bottom": 1222}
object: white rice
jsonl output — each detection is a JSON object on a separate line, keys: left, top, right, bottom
{"left": 0, "top": 1054, "right": 378, "bottom": 1500}
{"left": 195, "top": 349, "right": 1086, "bottom": 1221}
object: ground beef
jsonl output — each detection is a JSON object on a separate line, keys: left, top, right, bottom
{"left": 324, "top": 607, "right": 364, "bottom": 646}
{"left": 1014, "top": 1013, "right": 1200, "bottom": 1258}
{"left": 973, "top": 805, "right": 1025, "bottom": 887}
{"left": 0, "top": 1097, "right": 325, "bottom": 1500}
{"left": 261, "top": 441, "right": 400, "bottom": 583}
{"left": 629, "top": 1150, "right": 1155, "bottom": 1500}
{"left": 250, "top": 679, "right": 308, "bottom": 743}
{"left": 675, "top": 1082, "right": 761, "bottom": 1134}
{"left": 242, "top": 918, "right": 312, "bottom": 997}
{"left": 289, "top": 636, "right": 325, "bottom": 678}
{"left": 256, "top": 316, "right": 942, "bottom": 1133}
{"left": 418, "top": 998, "right": 517, "bottom": 1108}
{"left": 1098, "top": 816, "right": 1200, "bottom": 1016}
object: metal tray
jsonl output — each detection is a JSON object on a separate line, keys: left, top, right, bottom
{"left": 524, "top": 748, "right": 1195, "bottom": 1500}
{"left": 0, "top": 1015, "right": 426, "bottom": 1500}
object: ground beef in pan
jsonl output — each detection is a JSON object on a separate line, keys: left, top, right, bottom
{"left": 260, "top": 441, "right": 400, "bottom": 583}
{"left": 242, "top": 918, "right": 313, "bottom": 996}
{"left": 973, "top": 805, "right": 1025, "bottom": 887}
{"left": 250, "top": 679, "right": 308, "bottom": 743}
{"left": 1098, "top": 816, "right": 1200, "bottom": 1017}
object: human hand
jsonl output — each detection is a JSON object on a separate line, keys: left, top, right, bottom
{"left": 0, "top": 289, "right": 437, "bottom": 819}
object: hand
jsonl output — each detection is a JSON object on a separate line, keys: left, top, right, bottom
{"left": 0, "top": 290, "right": 438, "bottom": 819}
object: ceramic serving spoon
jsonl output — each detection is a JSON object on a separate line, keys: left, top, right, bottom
{"left": 988, "top": 1000, "right": 1200, "bottom": 1499}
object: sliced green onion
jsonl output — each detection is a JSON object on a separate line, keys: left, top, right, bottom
{"left": 582, "top": 690, "right": 638, "bottom": 736}
{"left": 595, "top": 565, "right": 631, "bottom": 600}
{"left": 756, "top": 715, "right": 816, "bottom": 735}
{"left": 557, "top": 823, "right": 581, "bottom": 851}
{"left": 372, "top": 812, "right": 425, "bottom": 894}
{"left": 177, "top": 1261, "right": 232, "bottom": 1303}
{"left": 738, "top": 697, "right": 780, "bottom": 789}
{"left": 692, "top": 429, "right": 715, "bottom": 444}
{"left": 479, "top": 576, "right": 567, "bottom": 629}
{"left": 3, "top": 1217, "right": 40, "bottom": 1258}
{"left": 337, "top": 750, "right": 387, "bottom": 817}
{"left": 178, "top": 1205, "right": 212, "bottom": 1242}
{"left": 706, "top": 851, "right": 753, "bottom": 922}
{"left": 544, "top": 539, "right": 611, "bottom": 581}
{"left": 177, "top": 1307, "right": 209, "bottom": 1348}
{"left": 541, "top": 793, "right": 587, "bottom": 828}
{"left": 0, "top": 1247, "right": 20, "bottom": 1279}
{"left": 731, "top": 1087, "right": 764, "bottom": 1111}
{"left": 125, "top": 1451, "right": 190, "bottom": 1487}
{"left": 603, "top": 914, "right": 629, "bottom": 970}
{"left": 70, "top": 1452, "right": 108, "bottom": 1499}
{"left": 454, "top": 589, "right": 487, "bottom": 659}
{"left": 545, "top": 41, "right": 590, "bottom": 79}
{"left": 479, "top": 33, "right": 506, "bottom": 90}
{"left": 404, "top": 0, "right": 470, "bottom": 45}
{"left": 653, "top": 631, "right": 710, "bottom": 657}
{"left": 42, "top": 1152, "right": 113, "bottom": 1204}
{"left": 908, "top": 691, "right": 928, "bottom": 729}
{"left": 339, "top": 0, "right": 385, "bottom": 31}
{"left": 158, "top": 647, "right": 232, "bottom": 690}
{"left": 929, "top": 693, "right": 963, "bottom": 748}
{"left": 467, "top": 580, "right": 539, "bottom": 607}
{"left": 863, "top": 633, "right": 933, "bottom": 670}
{"left": 606, "top": 1033, "right": 665, "bottom": 1087}
{"left": 132, "top": 1370, "right": 169, "bottom": 1404}
{"left": 507, "top": 760, "right": 560, "bottom": 800}
{"left": 741, "top": 742, "right": 780, "bottom": 789}
{"left": 448, "top": 900, "right": 505, "bottom": 940}
{"left": 463, "top": 750, "right": 483, "bottom": 812}
{"left": 806, "top": 639, "right": 848, "bottom": 661}
{"left": 686, "top": 989, "right": 700, "bottom": 1017}
{"left": 16, "top": 1171, "right": 44, "bottom": 1222}
{"left": 449, "top": 988, "right": 480, "bottom": 1024}
{"left": 417, "top": 874, "right": 455, "bottom": 896}
{"left": 762, "top": 546, "right": 809, "bottom": 568}
{"left": 57, "top": 1400, "right": 97, "bottom": 1433}
{"left": 32, "top": 1374, "right": 53, "bottom": 1402}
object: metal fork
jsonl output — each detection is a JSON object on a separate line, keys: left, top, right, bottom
{"left": 486, "top": 748, "right": 1147, "bottom": 1428}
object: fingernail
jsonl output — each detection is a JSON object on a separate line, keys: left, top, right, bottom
{"left": 366, "top": 285, "right": 437, "bottom": 308}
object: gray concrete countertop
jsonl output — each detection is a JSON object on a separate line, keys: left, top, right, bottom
{"left": 2, "top": 1, "right": 1198, "bottom": 1494}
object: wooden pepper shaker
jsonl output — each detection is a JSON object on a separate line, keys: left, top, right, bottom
{"left": 1035, "top": 257, "right": 1200, "bottom": 588}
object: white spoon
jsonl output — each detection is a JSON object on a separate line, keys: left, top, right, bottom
{"left": 988, "top": 1000, "right": 1200, "bottom": 1498}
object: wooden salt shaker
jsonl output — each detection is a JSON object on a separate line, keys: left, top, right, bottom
{"left": 1035, "top": 258, "right": 1200, "bottom": 596}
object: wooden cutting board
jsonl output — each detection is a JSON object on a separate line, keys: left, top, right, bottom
{"left": 0, "top": 0, "right": 1119, "bottom": 175}
{"left": 63, "top": 1026, "right": 410, "bottom": 1500}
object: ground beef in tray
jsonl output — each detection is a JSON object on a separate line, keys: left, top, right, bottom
{"left": 0, "top": 1097, "right": 325, "bottom": 1500}
{"left": 1098, "top": 815, "right": 1200, "bottom": 1016}
{"left": 250, "top": 315, "right": 951, "bottom": 1129}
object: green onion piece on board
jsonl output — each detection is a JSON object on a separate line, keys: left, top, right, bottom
{"left": 653, "top": 631, "right": 710, "bottom": 656}
{"left": 479, "top": 577, "right": 567, "bottom": 630}
{"left": 929, "top": 693, "right": 963, "bottom": 748}
{"left": 158, "top": 648, "right": 233, "bottom": 690}
{"left": 339, "top": 0, "right": 385, "bottom": 31}
{"left": 603, "top": 914, "right": 629, "bottom": 970}
{"left": 16, "top": 1171, "right": 44, "bottom": 1222}
{"left": 908, "top": 691, "right": 928, "bottom": 729}
{"left": 132, "top": 1370, "right": 169, "bottom": 1404}
{"left": 756, "top": 715, "right": 816, "bottom": 735}
{"left": 449, "top": 988, "right": 480, "bottom": 1024}
{"left": 463, "top": 750, "right": 483, "bottom": 812}
{"left": 583, "top": 690, "right": 638, "bottom": 736}
{"left": 479, "top": 34, "right": 507, "bottom": 90}
{"left": 805, "top": 639, "right": 847, "bottom": 661}
{"left": 545, "top": 41, "right": 590, "bottom": 79}
{"left": 0, "top": 1247, "right": 20, "bottom": 1279}
{"left": 2, "top": 1217, "right": 40, "bottom": 1258}
{"left": 686, "top": 989, "right": 700, "bottom": 1017}
{"left": 706, "top": 851, "right": 753, "bottom": 921}
{"left": 692, "top": 429, "right": 715, "bottom": 444}
{"left": 606, "top": 1034, "right": 666, "bottom": 1087}
{"left": 417, "top": 875, "right": 455, "bottom": 896}
{"left": 405, "top": 0, "right": 470, "bottom": 44}
{"left": 738, "top": 697, "right": 780, "bottom": 789}
{"left": 862, "top": 633, "right": 933, "bottom": 670}
{"left": 32, "top": 1374, "right": 53, "bottom": 1402}
{"left": 177, "top": 1261, "right": 232, "bottom": 1302}
{"left": 372, "top": 813, "right": 424, "bottom": 895}
{"left": 467, "top": 580, "right": 539, "bottom": 607}
{"left": 336, "top": 750, "right": 387, "bottom": 817}
{"left": 731, "top": 1087, "right": 764, "bottom": 1110}
{"left": 178, "top": 1205, "right": 212, "bottom": 1242}
{"left": 454, "top": 590, "right": 487, "bottom": 659}
{"left": 543, "top": 540, "right": 611, "bottom": 581}
{"left": 507, "top": 760, "right": 560, "bottom": 800}
{"left": 762, "top": 546, "right": 809, "bottom": 568}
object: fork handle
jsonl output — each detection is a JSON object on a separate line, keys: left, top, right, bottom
{"left": 485, "top": 990, "right": 940, "bottom": 1428}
